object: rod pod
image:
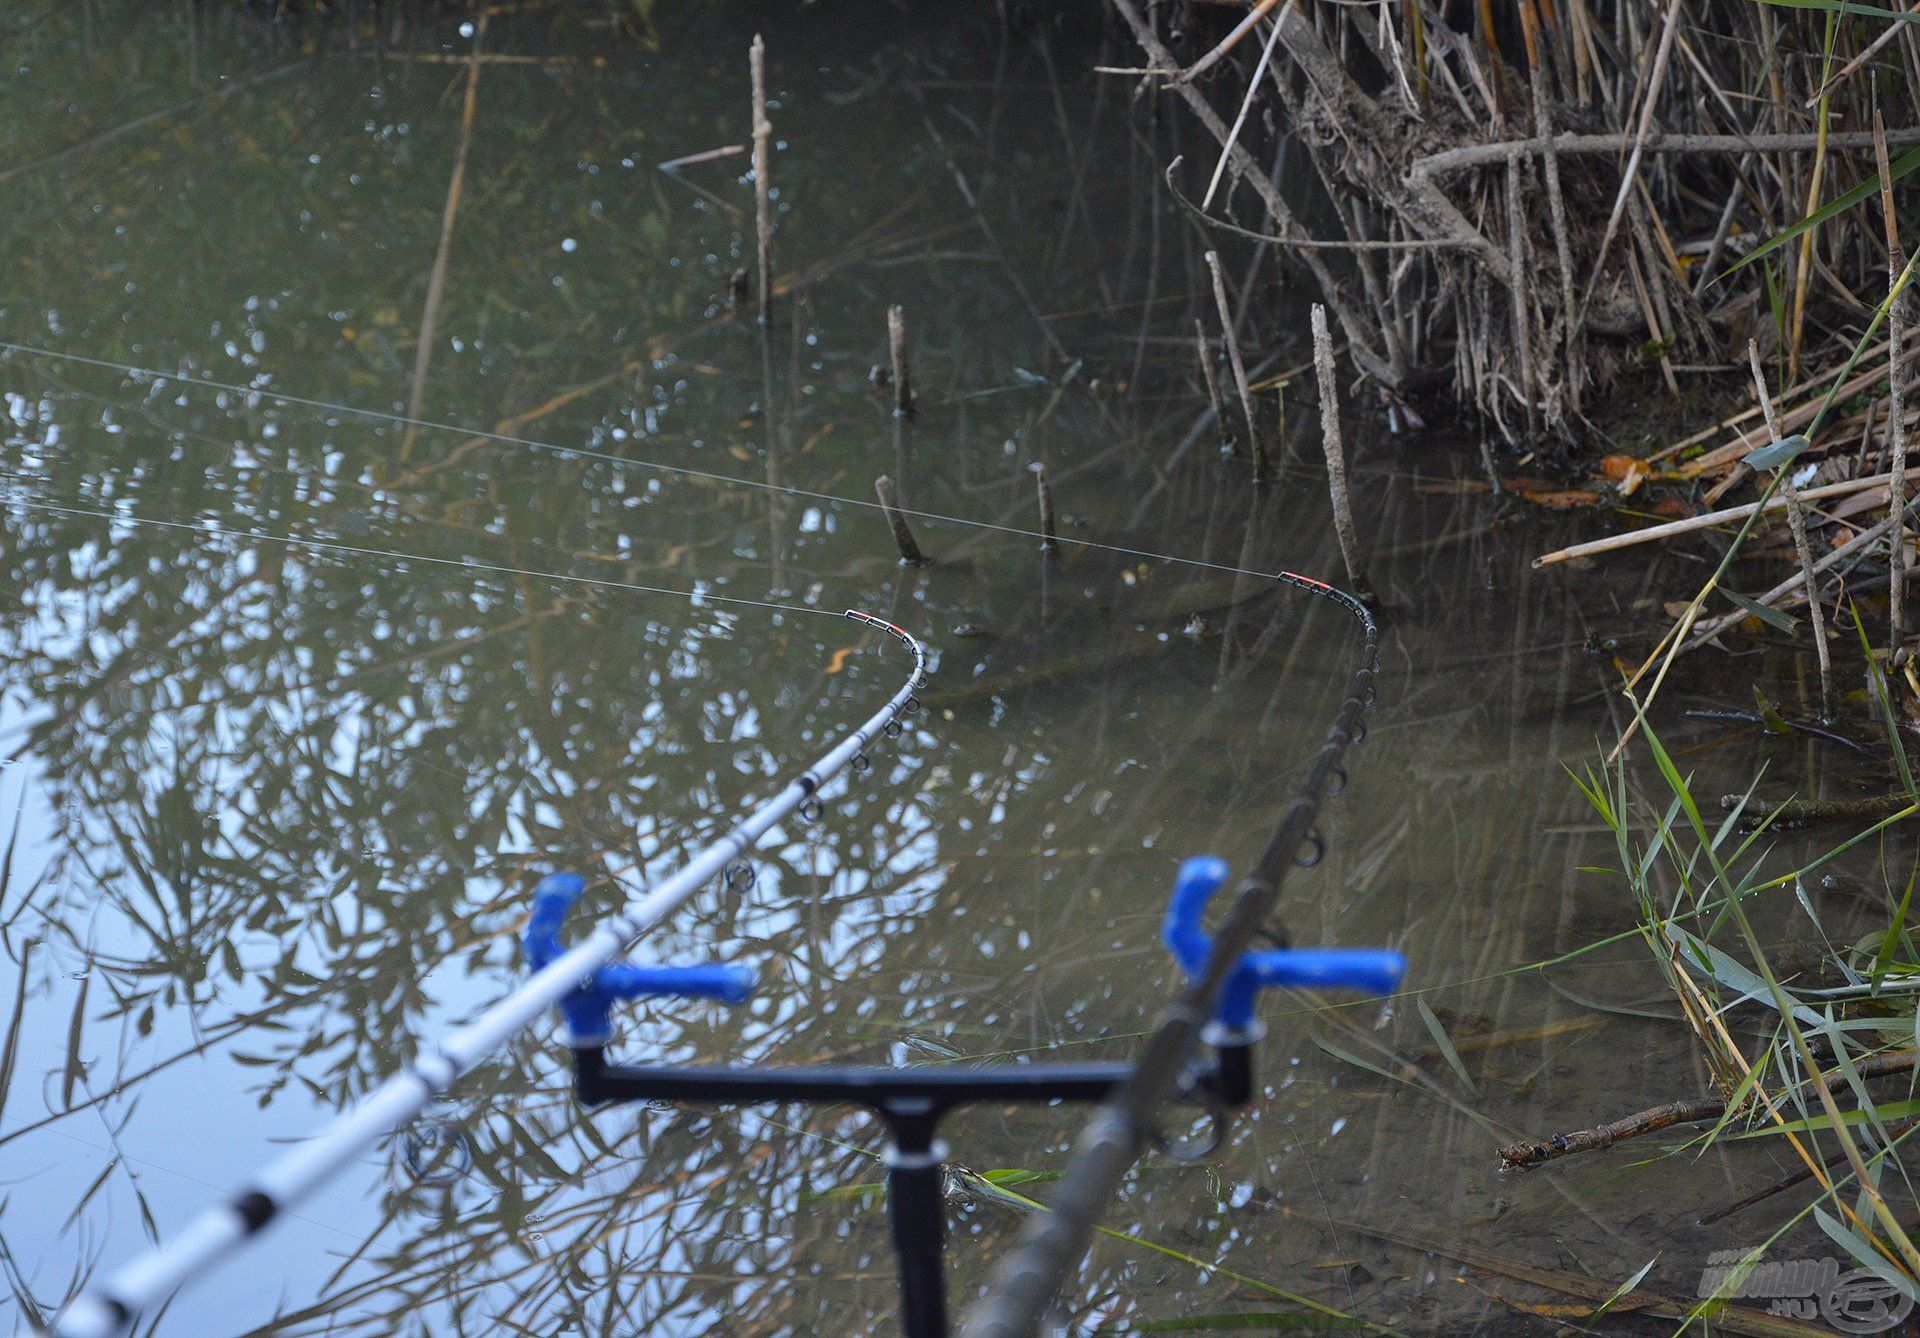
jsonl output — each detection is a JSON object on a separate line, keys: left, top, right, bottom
{"left": 531, "top": 858, "right": 1406, "bottom": 1336}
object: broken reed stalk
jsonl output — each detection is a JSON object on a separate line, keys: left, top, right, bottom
{"left": 1203, "top": 249, "right": 1269, "bottom": 484}
{"left": 1682, "top": 496, "right": 1917, "bottom": 654}
{"left": 1750, "top": 339, "right": 1830, "bottom": 713}
{"left": 1034, "top": 463, "right": 1059, "bottom": 557}
{"left": 1312, "top": 304, "right": 1369, "bottom": 599}
{"left": 750, "top": 34, "right": 773, "bottom": 325}
{"left": 1530, "top": 471, "right": 1902, "bottom": 568}
{"left": 1193, "top": 317, "right": 1231, "bottom": 453}
{"left": 1878, "top": 109, "right": 1910, "bottom": 659}
{"left": 888, "top": 304, "right": 914, "bottom": 417}
{"left": 873, "top": 475, "right": 925, "bottom": 564}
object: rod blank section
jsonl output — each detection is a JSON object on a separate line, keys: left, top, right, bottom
{"left": 50, "top": 614, "right": 927, "bottom": 1338}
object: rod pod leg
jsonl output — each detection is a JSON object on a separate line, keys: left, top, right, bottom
{"left": 882, "top": 1106, "right": 949, "bottom": 1338}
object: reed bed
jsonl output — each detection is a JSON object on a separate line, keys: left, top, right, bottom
{"left": 1120, "top": 0, "right": 1917, "bottom": 452}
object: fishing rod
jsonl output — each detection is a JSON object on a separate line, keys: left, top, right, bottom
{"left": 46, "top": 609, "right": 927, "bottom": 1338}
{"left": 522, "top": 571, "right": 1396, "bottom": 1338}
{"left": 962, "top": 572, "right": 1385, "bottom": 1337}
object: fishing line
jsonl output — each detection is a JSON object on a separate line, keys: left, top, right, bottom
{"left": 3, "top": 495, "right": 838, "bottom": 623}
{"left": 9, "top": 336, "right": 1384, "bottom": 1336}
{"left": 0, "top": 338, "right": 1314, "bottom": 586}
{"left": 965, "top": 568, "right": 1379, "bottom": 1338}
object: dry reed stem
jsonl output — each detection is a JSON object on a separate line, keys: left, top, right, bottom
{"left": 1878, "top": 109, "right": 1910, "bottom": 657}
{"left": 1521, "top": 0, "right": 1579, "bottom": 410}
{"left": 1504, "top": 153, "right": 1539, "bottom": 430}
{"left": 887, "top": 304, "right": 914, "bottom": 418}
{"left": 1204, "top": 250, "right": 1269, "bottom": 484}
{"left": 1571, "top": 0, "right": 1683, "bottom": 332}
{"left": 873, "top": 476, "right": 925, "bottom": 564}
{"left": 1532, "top": 470, "right": 1902, "bottom": 567}
{"left": 750, "top": 34, "right": 773, "bottom": 325}
{"left": 400, "top": 12, "right": 485, "bottom": 463}
{"left": 1201, "top": 1, "right": 1292, "bottom": 209}
{"left": 1681, "top": 502, "right": 1914, "bottom": 653}
{"left": 1751, "top": 339, "right": 1828, "bottom": 717}
{"left": 1033, "top": 464, "right": 1059, "bottom": 558}
{"left": 1177, "top": 0, "right": 1282, "bottom": 85}
{"left": 1193, "top": 318, "right": 1231, "bottom": 454}
{"left": 1788, "top": 76, "right": 1835, "bottom": 379}
{"left": 1313, "top": 304, "right": 1368, "bottom": 598}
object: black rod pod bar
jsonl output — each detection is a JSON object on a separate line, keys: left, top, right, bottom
{"left": 527, "top": 861, "right": 1405, "bottom": 1337}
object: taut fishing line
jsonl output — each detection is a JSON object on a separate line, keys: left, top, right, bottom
{"left": 964, "top": 579, "right": 1380, "bottom": 1338}
{"left": 2, "top": 338, "right": 1319, "bottom": 586}
{"left": 6, "top": 336, "right": 1386, "bottom": 1336}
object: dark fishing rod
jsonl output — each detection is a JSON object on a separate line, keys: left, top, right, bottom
{"left": 963, "top": 571, "right": 1382, "bottom": 1337}
{"left": 526, "top": 738, "right": 1399, "bottom": 1338}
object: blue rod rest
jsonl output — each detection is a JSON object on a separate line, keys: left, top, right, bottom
{"left": 1162, "top": 856, "right": 1406, "bottom": 1038}
{"left": 525, "top": 873, "right": 757, "bottom": 1045}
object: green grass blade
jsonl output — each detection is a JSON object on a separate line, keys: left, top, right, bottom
{"left": 1723, "top": 148, "right": 1920, "bottom": 278}
{"left": 1415, "top": 997, "right": 1480, "bottom": 1099}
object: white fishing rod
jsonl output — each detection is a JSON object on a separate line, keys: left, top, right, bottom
{"left": 49, "top": 609, "right": 928, "bottom": 1338}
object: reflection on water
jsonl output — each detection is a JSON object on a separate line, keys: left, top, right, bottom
{"left": 0, "top": 4, "right": 1892, "bottom": 1334}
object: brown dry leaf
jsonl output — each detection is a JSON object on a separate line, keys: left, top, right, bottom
{"left": 1511, "top": 487, "right": 1603, "bottom": 509}
{"left": 1650, "top": 496, "right": 1698, "bottom": 518}
{"left": 1415, "top": 479, "right": 1492, "bottom": 496}
{"left": 1598, "top": 454, "right": 1642, "bottom": 481}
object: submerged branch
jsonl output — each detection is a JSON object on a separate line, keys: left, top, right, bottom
{"left": 1723, "top": 790, "right": 1914, "bottom": 827}
{"left": 1499, "top": 1052, "right": 1919, "bottom": 1170}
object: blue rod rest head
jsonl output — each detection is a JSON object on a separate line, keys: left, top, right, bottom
{"left": 525, "top": 872, "right": 756, "bottom": 1045}
{"left": 1161, "top": 856, "right": 1406, "bottom": 1035}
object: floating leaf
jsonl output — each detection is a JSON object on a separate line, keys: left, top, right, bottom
{"left": 1503, "top": 480, "right": 1604, "bottom": 509}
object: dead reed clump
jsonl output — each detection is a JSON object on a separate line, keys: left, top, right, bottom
{"left": 1113, "top": 0, "right": 1920, "bottom": 447}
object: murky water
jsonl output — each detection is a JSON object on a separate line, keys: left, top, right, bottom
{"left": 0, "top": 5, "right": 1900, "bottom": 1335}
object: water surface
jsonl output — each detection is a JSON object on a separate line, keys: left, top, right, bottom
{"left": 0, "top": 5, "right": 1889, "bottom": 1334}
